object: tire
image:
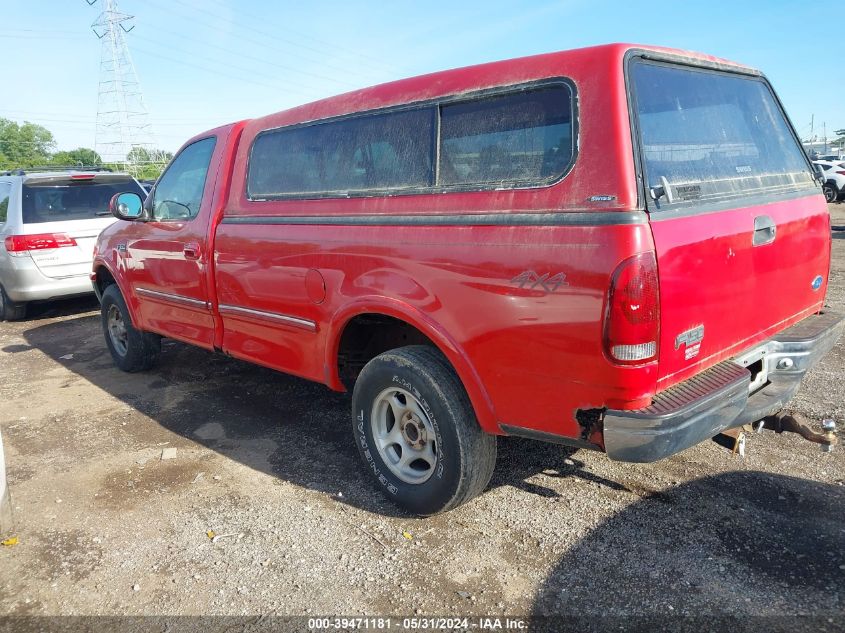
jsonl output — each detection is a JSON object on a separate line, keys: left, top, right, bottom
{"left": 824, "top": 184, "right": 838, "bottom": 203}
{"left": 100, "top": 284, "right": 161, "bottom": 372}
{"left": 351, "top": 345, "right": 496, "bottom": 515}
{"left": 0, "top": 285, "right": 26, "bottom": 321}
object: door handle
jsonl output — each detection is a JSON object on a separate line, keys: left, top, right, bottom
{"left": 753, "top": 215, "right": 776, "bottom": 246}
{"left": 183, "top": 242, "right": 201, "bottom": 260}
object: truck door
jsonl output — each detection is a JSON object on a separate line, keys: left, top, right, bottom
{"left": 126, "top": 135, "right": 222, "bottom": 348}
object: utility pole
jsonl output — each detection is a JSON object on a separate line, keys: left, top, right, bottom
{"left": 87, "top": 0, "right": 161, "bottom": 174}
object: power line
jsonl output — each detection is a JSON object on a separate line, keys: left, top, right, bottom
{"left": 127, "top": 44, "right": 331, "bottom": 99}
{"left": 195, "top": 0, "right": 414, "bottom": 75}
{"left": 129, "top": 15, "right": 385, "bottom": 87}
{"left": 146, "top": 0, "right": 402, "bottom": 83}
{"left": 128, "top": 33, "right": 355, "bottom": 94}
{"left": 0, "top": 108, "right": 225, "bottom": 124}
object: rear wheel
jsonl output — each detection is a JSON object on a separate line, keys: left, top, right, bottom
{"left": 0, "top": 285, "right": 26, "bottom": 321}
{"left": 101, "top": 284, "right": 160, "bottom": 372}
{"left": 351, "top": 345, "right": 496, "bottom": 515}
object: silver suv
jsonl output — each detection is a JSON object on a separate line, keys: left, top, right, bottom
{"left": 0, "top": 168, "right": 146, "bottom": 320}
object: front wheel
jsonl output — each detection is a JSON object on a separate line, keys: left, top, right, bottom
{"left": 352, "top": 345, "right": 496, "bottom": 515}
{"left": 101, "top": 284, "right": 161, "bottom": 372}
{"left": 824, "top": 184, "right": 838, "bottom": 203}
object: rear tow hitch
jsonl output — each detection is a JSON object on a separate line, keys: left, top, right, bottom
{"left": 714, "top": 414, "right": 837, "bottom": 456}
{"left": 759, "top": 412, "right": 838, "bottom": 452}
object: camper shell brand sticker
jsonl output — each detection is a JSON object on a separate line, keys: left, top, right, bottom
{"left": 675, "top": 324, "right": 705, "bottom": 360}
{"left": 675, "top": 185, "right": 701, "bottom": 200}
{"left": 811, "top": 275, "right": 824, "bottom": 291}
{"left": 588, "top": 195, "right": 617, "bottom": 202}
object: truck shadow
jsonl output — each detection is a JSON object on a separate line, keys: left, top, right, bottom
{"left": 531, "top": 470, "right": 845, "bottom": 631}
{"left": 18, "top": 313, "right": 609, "bottom": 517}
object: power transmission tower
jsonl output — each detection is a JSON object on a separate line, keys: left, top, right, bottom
{"left": 87, "top": 0, "right": 161, "bottom": 174}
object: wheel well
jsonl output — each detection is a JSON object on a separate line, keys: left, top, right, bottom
{"left": 337, "top": 314, "right": 437, "bottom": 388}
{"left": 94, "top": 266, "right": 116, "bottom": 295}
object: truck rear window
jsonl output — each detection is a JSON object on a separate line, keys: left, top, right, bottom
{"left": 22, "top": 179, "right": 145, "bottom": 224}
{"left": 247, "top": 82, "right": 574, "bottom": 199}
{"left": 630, "top": 61, "right": 814, "bottom": 207}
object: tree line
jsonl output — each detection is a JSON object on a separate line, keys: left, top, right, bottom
{"left": 0, "top": 118, "right": 172, "bottom": 179}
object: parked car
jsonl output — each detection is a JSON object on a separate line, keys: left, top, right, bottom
{"left": 813, "top": 160, "right": 845, "bottom": 202}
{"left": 138, "top": 179, "right": 157, "bottom": 194}
{"left": 93, "top": 43, "right": 842, "bottom": 515}
{"left": 0, "top": 168, "right": 147, "bottom": 320}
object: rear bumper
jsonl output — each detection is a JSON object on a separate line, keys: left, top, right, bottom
{"left": 0, "top": 256, "right": 94, "bottom": 302}
{"left": 603, "top": 311, "right": 845, "bottom": 462}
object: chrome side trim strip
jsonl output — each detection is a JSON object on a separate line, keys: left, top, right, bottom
{"left": 221, "top": 211, "right": 648, "bottom": 227}
{"left": 135, "top": 287, "right": 209, "bottom": 309}
{"left": 218, "top": 303, "right": 317, "bottom": 332}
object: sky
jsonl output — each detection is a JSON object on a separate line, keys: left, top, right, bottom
{"left": 2, "top": 0, "right": 842, "bottom": 158}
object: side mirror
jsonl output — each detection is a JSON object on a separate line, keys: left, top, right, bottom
{"left": 109, "top": 192, "right": 145, "bottom": 221}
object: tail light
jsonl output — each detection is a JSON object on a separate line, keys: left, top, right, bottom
{"left": 836, "top": 171, "right": 845, "bottom": 176}
{"left": 4, "top": 233, "right": 78, "bottom": 256}
{"left": 603, "top": 252, "right": 660, "bottom": 364}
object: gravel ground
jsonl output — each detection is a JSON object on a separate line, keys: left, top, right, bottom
{"left": 0, "top": 204, "right": 843, "bottom": 631}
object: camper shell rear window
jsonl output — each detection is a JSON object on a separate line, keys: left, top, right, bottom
{"left": 629, "top": 59, "right": 814, "bottom": 210}
{"left": 247, "top": 80, "right": 576, "bottom": 200}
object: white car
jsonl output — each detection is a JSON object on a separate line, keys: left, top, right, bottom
{"left": 0, "top": 168, "right": 147, "bottom": 320}
{"left": 813, "top": 160, "right": 845, "bottom": 202}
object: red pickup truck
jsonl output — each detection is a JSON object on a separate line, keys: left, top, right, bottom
{"left": 92, "top": 43, "right": 843, "bottom": 514}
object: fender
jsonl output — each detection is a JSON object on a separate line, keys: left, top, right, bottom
{"left": 324, "top": 297, "right": 500, "bottom": 434}
{"left": 92, "top": 251, "right": 143, "bottom": 330}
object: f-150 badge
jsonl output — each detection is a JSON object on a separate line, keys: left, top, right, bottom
{"left": 675, "top": 324, "right": 704, "bottom": 360}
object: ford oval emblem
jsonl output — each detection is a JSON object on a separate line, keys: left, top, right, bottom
{"left": 811, "top": 275, "right": 824, "bottom": 291}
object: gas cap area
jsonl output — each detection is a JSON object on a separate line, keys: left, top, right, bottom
{"left": 305, "top": 268, "right": 327, "bottom": 304}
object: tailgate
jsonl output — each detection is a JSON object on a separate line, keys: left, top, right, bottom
{"left": 650, "top": 196, "right": 829, "bottom": 387}
{"left": 628, "top": 58, "right": 829, "bottom": 388}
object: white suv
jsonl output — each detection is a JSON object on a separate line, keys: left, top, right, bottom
{"left": 813, "top": 160, "right": 845, "bottom": 203}
{"left": 0, "top": 168, "right": 147, "bottom": 320}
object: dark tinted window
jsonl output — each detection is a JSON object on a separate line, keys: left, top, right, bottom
{"left": 247, "top": 82, "right": 575, "bottom": 199}
{"left": 153, "top": 137, "right": 216, "bottom": 220}
{"left": 0, "top": 183, "right": 10, "bottom": 223}
{"left": 439, "top": 86, "right": 573, "bottom": 187}
{"left": 631, "top": 61, "right": 813, "bottom": 206}
{"left": 249, "top": 108, "right": 434, "bottom": 198}
{"left": 22, "top": 178, "right": 145, "bottom": 224}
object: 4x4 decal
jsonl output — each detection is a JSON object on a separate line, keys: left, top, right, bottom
{"left": 511, "top": 270, "right": 569, "bottom": 292}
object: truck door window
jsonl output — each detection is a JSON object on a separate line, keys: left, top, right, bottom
{"left": 152, "top": 137, "right": 216, "bottom": 221}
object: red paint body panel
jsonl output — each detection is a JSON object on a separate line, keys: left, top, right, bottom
{"left": 92, "top": 43, "right": 831, "bottom": 448}
{"left": 213, "top": 222, "right": 658, "bottom": 435}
